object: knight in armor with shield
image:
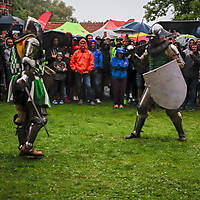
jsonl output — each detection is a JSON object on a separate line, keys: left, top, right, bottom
{"left": 125, "top": 24, "right": 186, "bottom": 141}
{"left": 7, "top": 17, "right": 51, "bottom": 156}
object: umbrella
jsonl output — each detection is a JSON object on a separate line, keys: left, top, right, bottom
{"left": 128, "top": 32, "right": 149, "bottom": 42}
{"left": 119, "top": 21, "right": 151, "bottom": 34}
{"left": 113, "top": 27, "right": 137, "bottom": 35}
{"left": 92, "top": 29, "right": 120, "bottom": 39}
{"left": 175, "top": 34, "right": 197, "bottom": 46}
{"left": 0, "top": 16, "right": 24, "bottom": 25}
{"left": 43, "top": 30, "right": 68, "bottom": 49}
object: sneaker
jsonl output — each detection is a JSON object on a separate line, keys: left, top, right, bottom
{"left": 73, "top": 96, "right": 78, "bottom": 101}
{"left": 114, "top": 104, "right": 119, "bottom": 109}
{"left": 119, "top": 104, "right": 124, "bottom": 109}
{"left": 52, "top": 100, "right": 58, "bottom": 105}
{"left": 90, "top": 101, "right": 96, "bottom": 106}
{"left": 96, "top": 99, "right": 101, "bottom": 104}
{"left": 65, "top": 98, "right": 70, "bottom": 103}
{"left": 59, "top": 100, "right": 64, "bottom": 105}
{"left": 187, "top": 106, "right": 195, "bottom": 111}
{"left": 78, "top": 99, "right": 83, "bottom": 105}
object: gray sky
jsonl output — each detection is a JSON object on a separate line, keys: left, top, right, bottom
{"left": 63, "top": 0, "right": 173, "bottom": 25}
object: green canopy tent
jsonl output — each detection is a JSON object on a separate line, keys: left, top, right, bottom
{"left": 54, "top": 22, "right": 89, "bottom": 36}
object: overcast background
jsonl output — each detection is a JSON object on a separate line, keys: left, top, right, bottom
{"left": 63, "top": 0, "right": 173, "bottom": 25}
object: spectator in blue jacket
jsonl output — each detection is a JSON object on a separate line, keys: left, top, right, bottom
{"left": 111, "top": 48, "right": 128, "bottom": 109}
{"left": 89, "top": 39, "right": 103, "bottom": 103}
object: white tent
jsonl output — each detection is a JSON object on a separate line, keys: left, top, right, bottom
{"left": 92, "top": 29, "right": 120, "bottom": 39}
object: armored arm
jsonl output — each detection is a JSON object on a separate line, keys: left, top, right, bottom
{"left": 165, "top": 45, "right": 184, "bottom": 69}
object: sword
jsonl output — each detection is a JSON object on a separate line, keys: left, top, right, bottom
{"left": 24, "top": 86, "right": 49, "bottom": 137}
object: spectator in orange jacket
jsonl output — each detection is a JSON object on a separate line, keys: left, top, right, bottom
{"left": 70, "top": 38, "right": 95, "bottom": 105}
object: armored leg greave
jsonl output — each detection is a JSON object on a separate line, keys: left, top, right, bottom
{"left": 26, "top": 115, "right": 47, "bottom": 149}
{"left": 126, "top": 87, "right": 153, "bottom": 139}
{"left": 16, "top": 125, "right": 28, "bottom": 149}
{"left": 165, "top": 109, "right": 186, "bottom": 141}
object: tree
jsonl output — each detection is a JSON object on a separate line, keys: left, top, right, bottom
{"left": 143, "top": 0, "right": 200, "bottom": 22}
{"left": 12, "top": 0, "right": 77, "bottom": 22}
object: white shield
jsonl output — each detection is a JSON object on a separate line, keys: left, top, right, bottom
{"left": 143, "top": 60, "right": 187, "bottom": 109}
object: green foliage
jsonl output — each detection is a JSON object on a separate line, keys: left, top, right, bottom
{"left": 12, "top": 0, "right": 77, "bottom": 22}
{"left": 0, "top": 102, "right": 200, "bottom": 199}
{"left": 144, "top": 0, "right": 200, "bottom": 22}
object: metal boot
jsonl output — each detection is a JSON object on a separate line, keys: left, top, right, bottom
{"left": 171, "top": 116, "right": 186, "bottom": 141}
{"left": 16, "top": 125, "right": 28, "bottom": 150}
{"left": 125, "top": 115, "right": 146, "bottom": 139}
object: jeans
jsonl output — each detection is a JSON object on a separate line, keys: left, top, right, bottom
{"left": 91, "top": 70, "right": 102, "bottom": 99}
{"left": 53, "top": 79, "right": 65, "bottom": 100}
{"left": 112, "top": 78, "right": 127, "bottom": 105}
{"left": 75, "top": 72, "right": 93, "bottom": 101}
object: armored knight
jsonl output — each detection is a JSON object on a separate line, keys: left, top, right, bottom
{"left": 125, "top": 24, "right": 186, "bottom": 141}
{"left": 7, "top": 17, "right": 51, "bottom": 156}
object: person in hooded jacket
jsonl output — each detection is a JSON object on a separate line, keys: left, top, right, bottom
{"left": 181, "top": 43, "right": 200, "bottom": 110}
{"left": 183, "top": 38, "right": 195, "bottom": 56}
{"left": 89, "top": 39, "right": 103, "bottom": 103}
{"left": 111, "top": 48, "right": 129, "bottom": 109}
{"left": 70, "top": 38, "right": 95, "bottom": 105}
{"left": 101, "top": 41, "right": 112, "bottom": 98}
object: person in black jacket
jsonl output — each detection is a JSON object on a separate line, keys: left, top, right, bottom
{"left": 101, "top": 41, "right": 112, "bottom": 98}
{"left": 181, "top": 43, "right": 200, "bottom": 110}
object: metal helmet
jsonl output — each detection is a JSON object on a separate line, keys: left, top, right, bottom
{"left": 24, "top": 16, "right": 43, "bottom": 44}
{"left": 116, "top": 48, "right": 125, "bottom": 54}
{"left": 127, "top": 45, "right": 134, "bottom": 51}
{"left": 149, "top": 24, "right": 171, "bottom": 39}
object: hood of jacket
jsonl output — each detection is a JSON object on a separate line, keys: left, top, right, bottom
{"left": 79, "top": 38, "right": 88, "bottom": 51}
{"left": 89, "top": 39, "right": 97, "bottom": 51}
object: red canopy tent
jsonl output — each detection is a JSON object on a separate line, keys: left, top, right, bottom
{"left": 98, "top": 19, "right": 134, "bottom": 31}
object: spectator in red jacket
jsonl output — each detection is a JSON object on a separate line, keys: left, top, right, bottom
{"left": 70, "top": 38, "right": 95, "bottom": 105}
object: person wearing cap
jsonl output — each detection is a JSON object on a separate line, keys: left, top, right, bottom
{"left": 6, "top": 21, "right": 23, "bottom": 40}
{"left": 52, "top": 52, "right": 68, "bottom": 105}
{"left": 70, "top": 38, "right": 95, "bottom": 105}
{"left": 111, "top": 48, "right": 129, "bottom": 109}
{"left": 111, "top": 37, "right": 123, "bottom": 60}
{"left": 125, "top": 24, "right": 186, "bottom": 141}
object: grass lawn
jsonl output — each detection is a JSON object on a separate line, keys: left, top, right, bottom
{"left": 0, "top": 101, "right": 200, "bottom": 200}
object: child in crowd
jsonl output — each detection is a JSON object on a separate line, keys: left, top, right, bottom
{"left": 52, "top": 52, "right": 67, "bottom": 104}
{"left": 111, "top": 48, "right": 129, "bottom": 109}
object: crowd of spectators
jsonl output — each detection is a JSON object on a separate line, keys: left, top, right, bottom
{"left": 0, "top": 22, "right": 200, "bottom": 110}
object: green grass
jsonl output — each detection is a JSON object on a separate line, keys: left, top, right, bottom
{"left": 0, "top": 102, "right": 200, "bottom": 200}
